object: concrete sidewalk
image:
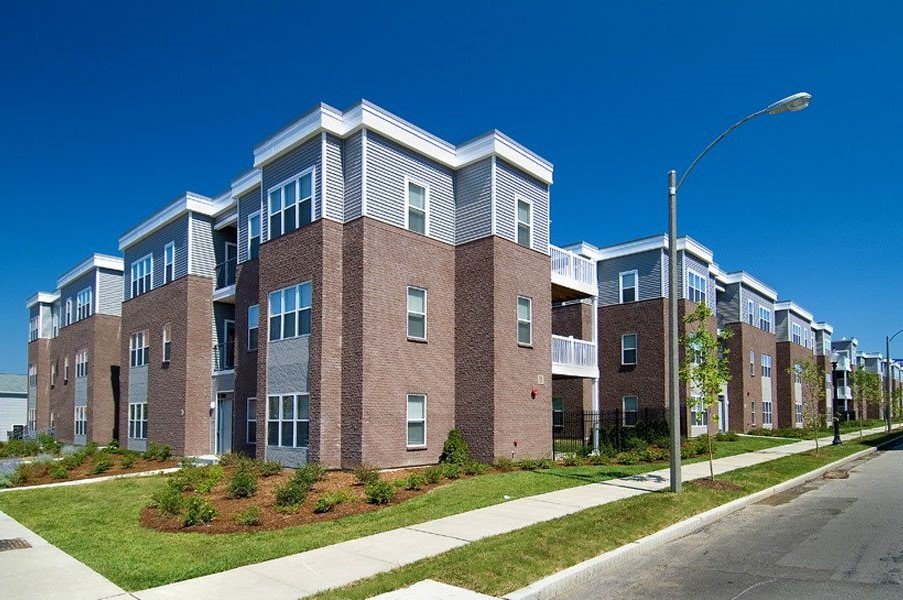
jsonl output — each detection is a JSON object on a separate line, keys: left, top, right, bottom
{"left": 130, "top": 425, "right": 894, "bottom": 600}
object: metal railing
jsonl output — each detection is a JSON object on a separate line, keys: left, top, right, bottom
{"left": 553, "top": 408, "right": 670, "bottom": 455}
{"left": 552, "top": 335, "right": 597, "bottom": 370}
{"left": 213, "top": 341, "right": 235, "bottom": 372}
{"left": 215, "top": 257, "right": 236, "bottom": 289}
{"left": 550, "top": 245, "right": 596, "bottom": 290}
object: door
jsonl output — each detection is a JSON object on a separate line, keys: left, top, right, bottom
{"left": 216, "top": 393, "right": 233, "bottom": 454}
{"left": 224, "top": 242, "right": 237, "bottom": 287}
{"left": 717, "top": 394, "right": 728, "bottom": 432}
{"left": 222, "top": 319, "right": 236, "bottom": 370}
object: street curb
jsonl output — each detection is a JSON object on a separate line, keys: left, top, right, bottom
{"left": 504, "top": 433, "right": 903, "bottom": 600}
{"left": 0, "top": 467, "right": 179, "bottom": 493}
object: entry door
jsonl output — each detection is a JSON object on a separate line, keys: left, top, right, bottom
{"left": 223, "top": 320, "right": 236, "bottom": 370}
{"left": 216, "top": 393, "right": 233, "bottom": 454}
{"left": 718, "top": 394, "right": 728, "bottom": 432}
{"left": 225, "top": 242, "right": 237, "bottom": 286}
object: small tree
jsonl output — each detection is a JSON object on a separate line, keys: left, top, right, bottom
{"left": 789, "top": 360, "right": 825, "bottom": 455}
{"left": 680, "top": 303, "right": 731, "bottom": 481}
{"left": 850, "top": 369, "right": 882, "bottom": 437}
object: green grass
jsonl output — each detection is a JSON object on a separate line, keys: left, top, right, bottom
{"left": 0, "top": 436, "right": 789, "bottom": 591}
{"left": 314, "top": 431, "right": 902, "bottom": 599}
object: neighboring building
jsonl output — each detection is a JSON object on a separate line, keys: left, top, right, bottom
{"left": 714, "top": 270, "right": 778, "bottom": 432}
{"left": 26, "top": 255, "right": 124, "bottom": 444}
{"left": 856, "top": 351, "right": 886, "bottom": 419}
{"left": 811, "top": 322, "right": 834, "bottom": 420}
{"left": 0, "top": 374, "right": 27, "bottom": 441}
{"left": 831, "top": 337, "right": 858, "bottom": 419}
{"left": 774, "top": 301, "right": 816, "bottom": 428}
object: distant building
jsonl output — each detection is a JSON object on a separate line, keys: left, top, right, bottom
{"left": 0, "top": 373, "right": 28, "bottom": 441}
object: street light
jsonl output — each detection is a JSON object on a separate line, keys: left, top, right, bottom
{"left": 667, "top": 92, "right": 812, "bottom": 493}
{"left": 885, "top": 329, "right": 903, "bottom": 432}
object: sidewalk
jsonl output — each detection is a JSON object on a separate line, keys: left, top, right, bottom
{"left": 130, "top": 425, "right": 895, "bottom": 600}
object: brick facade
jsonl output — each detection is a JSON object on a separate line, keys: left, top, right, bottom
{"left": 775, "top": 341, "right": 813, "bottom": 429}
{"left": 27, "top": 339, "right": 52, "bottom": 430}
{"left": 551, "top": 302, "right": 594, "bottom": 413}
{"left": 724, "top": 322, "right": 777, "bottom": 433}
{"left": 233, "top": 260, "right": 260, "bottom": 457}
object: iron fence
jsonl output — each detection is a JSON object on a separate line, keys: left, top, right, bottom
{"left": 553, "top": 407, "right": 670, "bottom": 455}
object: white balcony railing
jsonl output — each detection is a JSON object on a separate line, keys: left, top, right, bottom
{"left": 834, "top": 354, "right": 853, "bottom": 371}
{"left": 835, "top": 385, "right": 852, "bottom": 400}
{"left": 550, "top": 245, "right": 597, "bottom": 297}
{"left": 551, "top": 335, "right": 599, "bottom": 378}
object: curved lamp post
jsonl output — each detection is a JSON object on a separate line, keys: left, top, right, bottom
{"left": 668, "top": 92, "right": 812, "bottom": 493}
{"left": 886, "top": 329, "right": 903, "bottom": 432}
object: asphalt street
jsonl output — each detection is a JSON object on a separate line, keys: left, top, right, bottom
{"left": 557, "top": 436, "right": 903, "bottom": 600}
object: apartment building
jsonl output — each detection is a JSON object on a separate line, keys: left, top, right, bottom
{"left": 831, "top": 337, "right": 858, "bottom": 418}
{"left": 856, "top": 351, "right": 886, "bottom": 419}
{"left": 714, "top": 271, "right": 778, "bottom": 432}
{"left": 774, "top": 301, "right": 816, "bottom": 428}
{"left": 25, "top": 255, "right": 124, "bottom": 444}
{"left": 812, "top": 321, "right": 834, "bottom": 419}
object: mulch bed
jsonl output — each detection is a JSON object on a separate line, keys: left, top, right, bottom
{"left": 13, "top": 456, "right": 178, "bottom": 488}
{"left": 691, "top": 478, "right": 744, "bottom": 492}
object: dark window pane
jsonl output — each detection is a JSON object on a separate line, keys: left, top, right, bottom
{"left": 249, "top": 329, "right": 258, "bottom": 351}
{"left": 296, "top": 421, "right": 309, "bottom": 447}
{"left": 408, "top": 209, "right": 425, "bottom": 234}
{"left": 518, "top": 322, "right": 531, "bottom": 345}
{"left": 284, "top": 205, "right": 297, "bottom": 233}
{"left": 268, "top": 422, "right": 279, "bottom": 446}
{"left": 281, "top": 422, "right": 294, "bottom": 447}
{"left": 299, "top": 199, "right": 312, "bottom": 226}
{"left": 250, "top": 238, "right": 259, "bottom": 260}
{"left": 408, "top": 314, "right": 425, "bottom": 339}
{"left": 517, "top": 223, "right": 530, "bottom": 247}
{"left": 269, "top": 316, "right": 281, "bottom": 340}
{"left": 283, "top": 313, "right": 296, "bottom": 338}
{"left": 298, "top": 309, "right": 311, "bottom": 335}
{"left": 270, "top": 214, "right": 281, "bottom": 238}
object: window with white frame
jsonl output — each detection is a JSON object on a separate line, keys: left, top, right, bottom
{"left": 795, "top": 398, "right": 803, "bottom": 425}
{"left": 407, "top": 287, "right": 427, "bottom": 340}
{"left": 131, "top": 254, "right": 152, "bottom": 298}
{"left": 268, "top": 282, "right": 312, "bottom": 341}
{"left": 761, "top": 354, "right": 773, "bottom": 378}
{"left": 28, "top": 364, "right": 37, "bottom": 387}
{"left": 792, "top": 323, "right": 802, "bottom": 345}
{"left": 51, "top": 362, "right": 57, "bottom": 387}
{"left": 246, "top": 398, "right": 257, "bottom": 444}
{"left": 517, "top": 296, "right": 532, "bottom": 346}
{"left": 516, "top": 197, "right": 532, "bottom": 248}
{"left": 622, "top": 396, "right": 638, "bottom": 426}
{"left": 128, "top": 402, "right": 147, "bottom": 439}
{"left": 405, "top": 180, "right": 428, "bottom": 235}
{"left": 29, "top": 315, "right": 38, "bottom": 341}
{"left": 268, "top": 171, "right": 313, "bottom": 240}
{"left": 621, "top": 333, "right": 637, "bottom": 365}
{"left": 74, "top": 406, "right": 86, "bottom": 436}
{"left": 248, "top": 304, "right": 259, "bottom": 351}
{"left": 248, "top": 211, "right": 261, "bottom": 259}
{"left": 758, "top": 307, "right": 771, "bottom": 332}
{"left": 76, "top": 350, "right": 88, "bottom": 378}
{"left": 691, "top": 395, "right": 707, "bottom": 427}
{"left": 266, "top": 394, "right": 309, "bottom": 447}
{"left": 75, "top": 287, "right": 93, "bottom": 321}
{"left": 749, "top": 350, "right": 756, "bottom": 376}
{"left": 620, "top": 270, "right": 637, "bottom": 303}
{"left": 746, "top": 300, "right": 755, "bottom": 325}
{"left": 28, "top": 408, "right": 36, "bottom": 431}
{"left": 763, "top": 398, "right": 773, "bottom": 426}
{"left": 129, "top": 331, "right": 148, "bottom": 367}
{"left": 406, "top": 393, "right": 426, "bottom": 447}
{"left": 65, "top": 298, "right": 72, "bottom": 326}
{"left": 63, "top": 356, "right": 69, "bottom": 383}
{"left": 163, "top": 242, "right": 175, "bottom": 284}
{"left": 162, "top": 323, "right": 172, "bottom": 362}
{"left": 52, "top": 312, "right": 59, "bottom": 337}
{"left": 750, "top": 401, "right": 756, "bottom": 426}
{"left": 687, "top": 270, "right": 707, "bottom": 304}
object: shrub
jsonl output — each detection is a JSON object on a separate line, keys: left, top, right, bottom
{"left": 352, "top": 464, "right": 380, "bottom": 486}
{"left": 640, "top": 447, "right": 667, "bottom": 462}
{"left": 84, "top": 441, "right": 99, "bottom": 456}
{"left": 257, "top": 460, "right": 283, "bottom": 477}
{"left": 715, "top": 431, "right": 739, "bottom": 442}
{"left": 183, "top": 496, "right": 217, "bottom": 527}
{"left": 404, "top": 473, "right": 426, "bottom": 491}
{"left": 626, "top": 437, "right": 649, "bottom": 452}
{"left": 615, "top": 451, "right": 639, "bottom": 465}
{"left": 439, "top": 429, "right": 469, "bottom": 465}
{"left": 652, "top": 436, "right": 672, "bottom": 449}
{"left": 586, "top": 453, "right": 610, "bottom": 466}
{"left": 0, "top": 475, "right": 11, "bottom": 489}
{"left": 49, "top": 463, "right": 69, "bottom": 479}
{"left": 195, "top": 465, "right": 224, "bottom": 493}
{"left": 559, "top": 454, "right": 581, "bottom": 467}
{"left": 234, "top": 506, "right": 262, "bottom": 526}
{"left": 227, "top": 467, "right": 258, "bottom": 499}
{"left": 36, "top": 433, "right": 61, "bottom": 455}
{"left": 143, "top": 443, "right": 172, "bottom": 461}
{"left": 274, "top": 482, "right": 307, "bottom": 508}
{"left": 106, "top": 439, "right": 119, "bottom": 450}
{"left": 218, "top": 452, "right": 244, "bottom": 468}
{"left": 91, "top": 454, "right": 113, "bottom": 474}
{"left": 314, "top": 490, "right": 354, "bottom": 514}
{"left": 151, "top": 485, "right": 185, "bottom": 515}
{"left": 576, "top": 444, "right": 593, "bottom": 459}
{"left": 364, "top": 479, "right": 395, "bottom": 504}
{"left": 441, "top": 463, "right": 461, "bottom": 479}
{"left": 516, "top": 459, "right": 542, "bottom": 471}
{"left": 292, "top": 463, "right": 325, "bottom": 490}
{"left": 463, "top": 461, "right": 488, "bottom": 476}
{"left": 493, "top": 457, "right": 517, "bottom": 472}
{"left": 120, "top": 452, "right": 137, "bottom": 469}
{"left": 423, "top": 466, "right": 443, "bottom": 484}
{"left": 180, "top": 457, "right": 198, "bottom": 469}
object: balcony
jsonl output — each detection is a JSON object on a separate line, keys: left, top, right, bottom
{"left": 552, "top": 335, "right": 599, "bottom": 379}
{"left": 834, "top": 354, "right": 853, "bottom": 371}
{"left": 835, "top": 385, "right": 852, "bottom": 400}
{"left": 551, "top": 245, "right": 596, "bottom": 302}
{"left": 213, "top": 341, "right": 235, "bottom": 373}
{"left": 213, "top": 258, "right": 236, "bottom": 303}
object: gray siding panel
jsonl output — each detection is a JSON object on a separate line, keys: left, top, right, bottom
{"left": 776, "top": 311, "right": 789, "bottom": 341}
{"left": 59, "top": 270, "right": 97, "bottom": 329}
{"left": 717, "top": 283, "right": 741, "bottom": 327}
{"left": 123, "top": 215, "right": 189, "bottom": 297}
{"left": 126, "top": 365, "right": 147, "bottom": 451}
{"left": 739, "top": 286, "right": 774, "bottom": 330}
{"left": 266, "top": 336, "right": 310, "bottom": 395}
{"left": 237, "top": 186, "right": 262, "bottom": 264}
{"left": 343, "top": 131, "right": 363, "bottom": 221}
{"left": 494, "top": 158, "right": 550, "bottom": 254}
{"left": 260, "top": 137, "right": 322, "bottom": 242}
{"left": 454, "top": 158, "right": 493, "bottom": 245}
{"left": 597, "top": 249, "right": 664, "bottom": 306}
{"left": 190, "top": 214, "right": 216, "bottom": 279}
{"left": 680, "top": 251, "right": 715, "bottom": 310}
{"left": 97, "top": 268, "right": 123, "bottom": 316}
{"left": 40, "top": 304, "right": 54, "bottom": 338}
{"left": 364, "top": 131, "right": 455, "bottom": 244}
{"left": 324, "top": 133, "right": 345, "bottom": 222}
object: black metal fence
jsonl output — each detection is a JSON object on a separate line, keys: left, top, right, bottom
{"left": 553, "top": 408, "right": 670, "bottom": 455}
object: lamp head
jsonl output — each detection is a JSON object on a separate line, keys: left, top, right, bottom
{"left": 766, "top": 92, "right": 812, "bottom": 115}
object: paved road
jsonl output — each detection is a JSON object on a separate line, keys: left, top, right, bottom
{"left": 558, "top": 438, "right": 903, "bottom": 600}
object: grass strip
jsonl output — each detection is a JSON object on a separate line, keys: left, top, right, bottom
{"left": 313, "top": 431, "right": 901, "bottom": 599}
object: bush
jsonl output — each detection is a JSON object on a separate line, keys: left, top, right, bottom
{"left": 404, "top": 473, "right": 426, "bottom": 491}
{"left": 234, "top": 505, "right": 262, "bottom": 526}
{"left": 615, "top": 451, "right": 640, "bottom": 465}
{"left": 91, "top": 454, "right": 113, "bottom": 474}
{"left": 652, "top": 436, "right": 672, "bottom": 449}
{"left": 195, "top": 465, "right": 224, "bottom": 493}
{"left": 120, "top": 452, "right": 136, "bottom": 469}
{"left": 180, "top": 457, "right": 198, "bottom": 469}
{"left": 183, "top": 496, "right": 217, "bottom": 527}
{"left": 493, "top": 457, "right": 517, "bottom": 472}
{"left": 463, "top": 461, "right": 489, "bottom": 476}
{"left": 640, "top": 447, "right": 667, "bottom": 462}
{"left": 143, "top": 443, "right": 172, "bottom": 461}
{"left": 106, "top": 439, "right": 119, "bottom": 450}
{"left": 439, "top": 429, "right": 469, "bottom": 465}
{"left": 559, "top": 454, "right": 582, "bottom": 467}
{"left": 365, "top": 479, "right": 395, "bottom": 504}
{"left": 218, "top": 452, "right": 244, "bottom": 468}
{"left": 715, "top": 431, "right": 739, "bottom": 442}
{"left": 151, "top": 485, "right": 185, "bottom": 515}
{"left": 313, "top": 491, "right": 354, "bottom": 514}
{"left": 49, "top": 463, "right": 69, "bottom": 479}
{"left": 227, "top": 467, "right": 258, "bottom": 499}
{"left": 352, "top": 464, "right": 380, "bottom": 486}
{"left": 423, "top": 466, "right": 443, "bottom": 484}
{"left": 586, "top": 453, "right": 610, "bottom": 466}
{"left": 442, "top": 463, "right": 461, "bottom": 479}
{"left": 257, "top": 460, "right": 283, "bottom": 477}
{"left": 292, "top": 463, "right": 325, "bottom": 490}
{"left": 626, "top": 437, "right": 649, "bottom": 452}
{"left": 275, "top": 482, "right": 307, "bottom": 508}
{"left": 516, "top": 459, "right": 542, "bottom": 471}
{"left": 36, "top": 433, "right": 61, "bottom": 455}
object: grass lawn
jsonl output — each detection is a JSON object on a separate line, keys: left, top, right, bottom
{"left": 0, "top": 435, "right": 789, "bottom": 591}
{"left": 312, "top": 431, "right": 901, "bottom": 599}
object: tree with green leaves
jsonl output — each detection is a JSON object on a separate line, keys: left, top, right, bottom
{"left": 789, "top": 359, "right": 825, "bottom": 455}
{"left": 850, "top": 369, "right": 881, "bottom": 437}
{"left": 680, "top": 303, "right": 731, "bottom": 481}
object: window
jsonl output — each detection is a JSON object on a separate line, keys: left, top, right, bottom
{"left": 795, "top": 399, "right": 803, "bottom": 426}
{"left": 63, "top": 356, "right": 69, "bottom": 383}
{"left": 268, "top": 171, "right": 313, "bottom": 240}
{"left": 407, "top": 287, "right": 427, "bottom": 340}
{"left": 51, "top": 362, "right": 57, "bottom": 387}
{"left": 76, "top": 350, "right": 88, "bottom": 378}
{"left": 761, "top": 354, "right": 773, "bottom": 378}
{"left": 75, "top": 287, "right": 93, "bottom": 321}
{"left": 763, "top": 398, "right": 773, "bottom": 426}
{"left": 131, "top": 254, "right": 153, "bottom": 298}
{"left": 65, "top": 299, "right": 72, "bottom": 326}
{"left": 248, "top": 211, "right": 261, "bottom": 259}
{"left": 248, "top": 305, "right": 259, "bottom": 351}
{"left": 130, "top": 331, "right": 148, "bottom": 367}
{"left": 619, "top": 270, "right": 637, "bottom": 303}
{"left": 691, "top": 396, "right": 707, "bottom": 427}
{"left": 164, "top": 242, "right": 175, "bottom": 284}
{"left": 28, "top": 364, "right": 37, "bottom": 387}
{"left": 621, "top": 333, "right": 637, "bottom": 365}
{"left": 517, "top": 296, "right": 533, "bottom": 346}
{"left": 749, "top": 351, "right": 755, "bottom": 376}
{"left": 266, "top": 394, "right": 309, "bottom": 447}
{"left": 516, "top": 197, "right": 532, "bottom": 248}
{"left": 128, "top": 402, "right": 148, "bottom": 439}
{"left": 793, "top": 365, "right": 803, "bottom": 384}
{"left": 750, "top": 401, "right": 756, "bottom": 426}
{"left": 74, "top": 406, "right": 86, "bottom": 437}
{"left": 405, "top": 179, "right": 428, "bottom": 235}
{"left": 552, "top": 398, "right": 564, "bottom": 430}
{"left": 246, "top": 398, "right": 257, "bottom": 444}
{"left": 28, "top": 408, "right": 36, "bottom": 431}
{"left": 758, "top": 307, "right": 771, "bottom": 332}
{"left": 746, "top": 300, "right": 755, "bottom": 325}
{"left": 29, "top": 315, "right": 38, "bottom": 341}
{"left": 687, "top": 270, "right": 707, "bottom": 304}
{"left": 622, "top": 396, "right": 638, "bottom": 426}
{"left": 268, "top": 282, "right": 312, "bottom": 341}
{"left": 52, "top": 313, "right": 59, "bottom": 337}
{"left": 792, "top": 323, "right": 802, "bottom": 345}
{"left": 162, "top": 324, "right": 172, "bottom": 363}
{"left": 406, "top": 394, "right": 426, "bottom": 447}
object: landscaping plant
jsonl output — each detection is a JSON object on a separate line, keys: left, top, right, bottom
{"left": 257, "top": 460, "right": 283, "bottom": 477}
{"left": 91, "top": 454, "right": 113, "bottom": 474}
{"left": 234, "top": 506, "right": 262, "bottom": 526}
{"left": 313, "top": 491, "right": 354, "bottom": 514}
{"left": 120, "top": 452, "right": 136, "bottom": 469}
{"left": 49, "top": 463, "right": 69, "bottom": 480}
{"left": 789, "top": 359, "right": 827, "bottom": 454}
{"left": 423, "top": 466, "right": 443, "bottom": 484}
{"left": 151, "top": 484, "right": 185, "bottom": 515}
{"left": 182, "top": 496, "right": 217, "bottom": 527}
{"left": 850, "top": 369, "right": 882, "bottom": 438}
{"left": 226, "top": 466, "right": 258, "bottom": 499}
{"left": 364, "top": 479, "right": 395, "bottom": 504}
{"left": 352, "top": 464, "right": 380, "bottom": 486}
{"left": 439, "top": 429, "right": 469, "bottom": 465}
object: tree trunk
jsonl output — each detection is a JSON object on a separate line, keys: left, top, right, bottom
{"left": 708, "top": 434, "right": 714, "bottom": 481}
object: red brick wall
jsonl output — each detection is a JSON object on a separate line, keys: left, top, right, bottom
{"left": 775, "top": 341, "right": 813, "bottom": 429}
{"left": 27, "top": 339, "right": 52, "bottom": 430}
{"left": 724, "top": 322, "right": 777, "bottom": 433}
{"left": 88, "top": 314, "right": 121, "bottom": 443}
{"left": 233, "top": 260, "right": 260, "bottom": 457}
{"left": 551, "top": 302, "right": 594, "bottom": 413}
{"left": 49, "top": 317, "right": 97, "bottom": 443}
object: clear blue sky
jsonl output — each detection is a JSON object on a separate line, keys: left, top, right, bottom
{"left": 1, "top": 1, "right": 900, "bottom": 372}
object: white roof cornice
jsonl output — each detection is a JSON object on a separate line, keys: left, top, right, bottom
{"left": 812, "top": 321, "right": 834, "bottom": 334}
{"left": 119, "top": 192, "right": 215, "bottom": 250}
{"left": 26, "top": 291, "right": 60, "bottom": 309}
{"left": 722, "top": 271, "right": 778, "bottom": 302}
{"left": 253, "top": 100, "right": 554, "bottom": 184}
{"left": 774, "top": 300, "right": 814, "bottom": 323}
{"left": 231, "top": 169, "right": 261, "bottom": 198}
{"left": 57, "top": 254, "right": 124, "bottom": 290}
{"left": 593, "top": 234, "right": 714, "bottom": 264}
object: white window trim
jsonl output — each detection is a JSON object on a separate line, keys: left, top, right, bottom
{"left": 266, "top": 393, "right": 310, "bottom": 448}
{"left": 761, "top": 354, "right": 773, "bottom": 378}
{"left": 268, "top": 282, "right": 313, "bottom": 342}
{"left": 517, "top": 295, "right": 533, "bottom": 347}
{"left": 75, "top": 287, "right": 93, "bottom": 321}
{"left": 619, "top": 269, "right": 638, "bottom": 304}
{"left": 406, "top": 393, "right": 427, "bottom": 448}
{"left": 163, "top": 242, "right": 175, "bottom": 284}
{"left": 622, "top": 395, "right": 638, "bottom": 427}
{"left": 750, "top": 350, "right": 756, "bottom": 376}
{"left": 403, "top": 176, "right": 430, "bottom": 236}
{"left": 266, "top": 167, "right": 316, "bottom": 241}
{"left": 621, "top": 333, "right": 638, "bottom": 366}
{"left": 246, "top": 397, "right": 257, "bottom": 444}
{"left": 74, "top": 405, "right": 87, "bottom": 437}
{"left": 759, "top": 306, "right": 772, "bottom": 333}
{"left": 686, "top": 268, "right": 707, "bottom": 304}
{"left": 128, "top": 402, "right": 148, "bottom": 439}
{"left": 65, "top": 298, "right": 72, "bottom": 326}
{"left": 248, "top": 304, "right": 259, "bottom": 351}
{"left": 247, "top": 210, "right": 261, "bottom": 259}
{"left": 162, "top": 323, "right": 172, "bottom": 363}
{"left": 406, "top": 286, "right": 427, "bottom": 341}
{"left": 515, "top": 195, "right": 533, "bottom": 249}
{"left": 747, "top": 299, "right": 756, "bottom": 325}
{"left": 131, "top": 253, "right": 154, "bottom": 298}
{"left": 130, "top": 330, "right": 149, "bottom": 367}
